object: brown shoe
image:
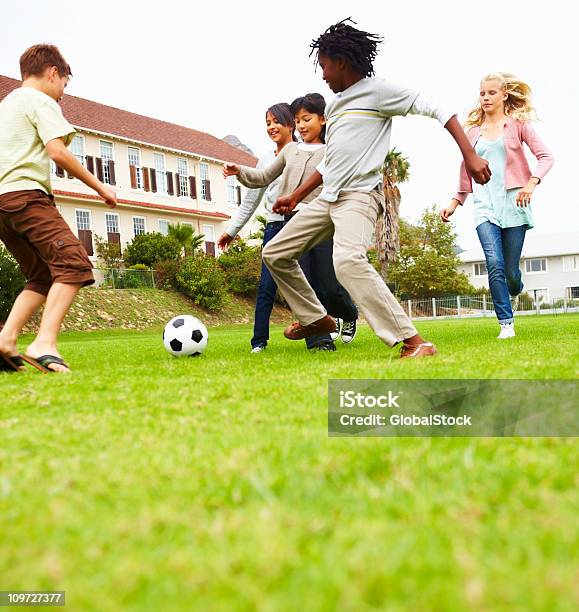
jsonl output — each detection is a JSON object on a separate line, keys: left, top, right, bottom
{"left": 399, "top": 342, "right": 438, "bottom": 359}
{"left": 284, "top": 315, "right": 336, "bottom": 340}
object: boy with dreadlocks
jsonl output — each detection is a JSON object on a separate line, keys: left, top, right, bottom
{"left": 262, "top": 19, "right": 491, "bottom": 358}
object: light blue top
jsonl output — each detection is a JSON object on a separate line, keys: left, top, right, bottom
{"left": 473, "top": 137, "right": 533, "bottom": 230}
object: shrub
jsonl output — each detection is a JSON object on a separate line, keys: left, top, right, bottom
{"left": 154, "top": 259, "right": 180, "bottom": 290}
{"left": 175, "top": 253, "right": 226, "bottom": 311}
{"left": 218, "top": 241, "right": 261, "bottom": 296}
{"left": 124, "top": 233, "right": 182, "bottom": 267}
{"left": 0, "top": 247, "right": 26, "bottom": 322}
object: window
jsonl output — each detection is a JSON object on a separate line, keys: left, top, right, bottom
{"left": 50, "top": 160, "right": 58, "bottom": 176}
{"left": 525, "top": 258, "right": 547, "bottom": 274}
{"left": 158, "top": 219, "right": 170, "bottom": 236}
{"left": 71, "top": 135, "right": 86, "bottom": 166}
{"left": 128, "top": 147, "right": 143, "bottom": 189}
{"left": 133, "top": 216, "right": 146, "bottom": 237}
{"left": 100, "top": 141, "right": 114, "bottom": 184}
{"left": 567, "top": 286, "right": 579, "bottom": 299}
{"left": 105, "top": 212, "right": 119, "bottom": 234}
{"left": 203, "top": 224, "right": 216, "bottom": 256}
{"left": 226, "top": 176, "right": 237, "bottom": 205}
{"left": 154, "top": 153, "right": 167, "bottom": 194}
{"left": 76, "top": 209, "right": 91, "bottom": 231}
{"left": 530, "top": 288, "right": 549, "bottom": 304}
{"left": 563, "top": 255, "right": 579, "bottom": 272}
{"left": 200, "top": 163, "right": 210, "bottom": 200}
{"left": 474, "top": 262, "right": 487, "bottom": 277}
{"left": 177, "top": 158, "right": 189, "bottom": 197}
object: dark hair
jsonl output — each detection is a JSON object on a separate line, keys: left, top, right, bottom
{"left": 20, "top": 44, "right": 72, "bottom": 79}
{"left": 309, "top": 17, "right": 382, "bottom": 78}
{"left": 266, "top": 102, "right": 297, "bottom": 141}
{"left": 290, "top": 93, "right": 327, "bottom": 143}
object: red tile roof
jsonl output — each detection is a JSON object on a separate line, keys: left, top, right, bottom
{"left": 54, "top": 190, "right": 231, "bottom": 220}
{"left": 0, "top": 75, "right": 257, "bottom": 166}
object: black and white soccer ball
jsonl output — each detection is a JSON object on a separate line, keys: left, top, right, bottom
{"left": 163, "top": 315, "right": 208, "bottom": 357}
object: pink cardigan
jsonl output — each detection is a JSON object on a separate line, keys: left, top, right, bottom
{"left": 454, "top": 117, "right": 554, "bottom": 204}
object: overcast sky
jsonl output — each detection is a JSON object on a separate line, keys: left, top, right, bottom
{"left": 3, "top": 0, "right": 577, "bottom": 249}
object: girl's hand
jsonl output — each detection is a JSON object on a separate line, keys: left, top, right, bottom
{"left": 440, "top": 200, "right": 460, "bottom": 223}
{"left": 217, "top": 232, "right": 235, "bottom": 250}
{"left": 222, "top": 163, "right": 240, "bottom": 178}
{"left": 516, "top": 181, "right": 536, "bottom": 207}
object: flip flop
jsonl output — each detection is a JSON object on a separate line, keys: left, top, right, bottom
{"left": 21, "top": 354, "right": 71, "bottom": 373}
{"left": 0, "top": 353, "right": 25, "bottom": 373}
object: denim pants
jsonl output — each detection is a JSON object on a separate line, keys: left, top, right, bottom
{"left": 476, "top": 221, "right": 526, "bottom": 324}
{"left": 252, "top": 221, "right": 334, "bottom": 349}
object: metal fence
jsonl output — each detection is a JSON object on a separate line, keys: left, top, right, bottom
{"left": 402, "top": 294, "right": 579, "bottom": 320}
{"left": 93, "top": 268, "right": 156, "bottom": 289}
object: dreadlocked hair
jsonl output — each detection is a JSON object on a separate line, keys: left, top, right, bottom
{"left": 309, "top": 18, "right": 383, "bottom": 77}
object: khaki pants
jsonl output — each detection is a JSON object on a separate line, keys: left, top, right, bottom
{"left": 262, "top": 189, "right": 417, "bottom": 347}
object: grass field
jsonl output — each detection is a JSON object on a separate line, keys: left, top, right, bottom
{"left": 1, "top": 314, "right": 578, "bottom": 611}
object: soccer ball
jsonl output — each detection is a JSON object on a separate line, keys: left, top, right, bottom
{"left": 163, "top": 315, "right": 208, "bottom": 357}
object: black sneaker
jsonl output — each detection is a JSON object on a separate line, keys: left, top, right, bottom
{"left": 329, "top": 318, "right": 342, "bottom": 341}
{"left": 341, "top": 319, "right": 357, "bottom": 344}
{"left": 312, "top": 341, "right": 336, "bottom": 352}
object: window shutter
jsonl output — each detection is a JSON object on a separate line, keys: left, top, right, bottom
{"left": 107, "top": 232, "right": 121, "bottom": 245}
{"left": 78, "top": 230, "right": 94, "bottom": 256}
{"left": 109, "top": 161, "right": 116, "bottom": 186}
{"left": 204, "top": 180, "right": 212, "bottom": 201}
{"left": 175, "top": 173, "right": 181, "bottom": 197}
{"left": 205, "top": 241, "right": 216, "bottom": 257}
{"left": 189, "top": 176, "right": 197, "bottom": 199}
{"left": 66, "top": 171, "right": 74, "bottom": 179}
{"left": 166, "top": 171, "right": 174, "bottom": 195}
{"left": 143, "top": 167, "right": 150, "bottom": 192}
{"left": 236, "top": 186, "right": 242, "bottom": 206}
{"left": 55, "top": 165, "right": 65, "bottom": 178}
{"left": 129, "top": 165, "right": 137, "bottom": 189}
{"left": 150, "top": 169, "right": 157, "bottom": 193}
{"left": 86, "top": 156, "right": 95, "bottom": 174}
{"left": 95, "top": 158, "right": 104, "bottom": 181}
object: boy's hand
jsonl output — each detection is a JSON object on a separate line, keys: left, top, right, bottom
{"left": 98, "top": 185, "right": 117, "bottom": 208}
{"left": 440, "top": 200, "right": 460, "bottom": 222}
{"left": 465, "top": 153, "right": 491, "bottom": 184}
{"left": 222, "top": 163, "right": 240, "bottom": 178}
{"left": 217, "top": 232, "right": 235, "bottom": 250}
{"left": 273, "top": 195, "right": 297, "bottom": 215}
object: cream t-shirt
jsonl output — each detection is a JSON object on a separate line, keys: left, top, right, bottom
{"left": 0, "top": 86, "right": 75, "bottom": 196}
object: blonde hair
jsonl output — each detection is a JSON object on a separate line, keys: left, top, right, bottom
{"left": 464, "top": 72, "right": 537, "bottom": 129}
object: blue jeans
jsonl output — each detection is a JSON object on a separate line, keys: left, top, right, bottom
{"left": 476, "top": 221, "right": 526, "bottom": 323}
{"left": 252, "top": 222, "right": 334, "bottom": 349}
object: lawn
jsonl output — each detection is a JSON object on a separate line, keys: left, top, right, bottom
{"left": 1, "top": 314, "right": 578, "bottom": 611}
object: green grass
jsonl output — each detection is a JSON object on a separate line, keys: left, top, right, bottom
{"left": 1, "top": 315, "right": 578, "bottom": 611}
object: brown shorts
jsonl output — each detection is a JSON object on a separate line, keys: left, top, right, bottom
{"left": 0, "top": 190, "right": 94, "bottom": 296}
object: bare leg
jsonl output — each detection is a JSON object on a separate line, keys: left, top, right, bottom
{"left": 0, "top": 290, "right": 47, "bottom": 370}
{"left": 26, "top": 282, "right": 82, "bottom": 372}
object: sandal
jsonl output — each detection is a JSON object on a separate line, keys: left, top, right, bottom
{"left": 0, "top": 353, "right": 25, "bottom": 373}
{"left": 21, "top": 354, "right": 71, "bottom": 373}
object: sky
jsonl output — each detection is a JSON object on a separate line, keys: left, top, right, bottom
{"left": 2, "top": 0, "right": 578, "bottom": 250}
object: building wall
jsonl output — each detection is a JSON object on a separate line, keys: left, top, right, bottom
{"left": 52, "top": 129, "right": 254, "bottom": 260}
{"left": 459, "top": 254, "right": 579, "bottom": 300}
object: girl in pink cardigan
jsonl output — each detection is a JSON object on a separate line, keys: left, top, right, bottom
{"left": 441, "top": 72, "right": 554, "bottom": 339}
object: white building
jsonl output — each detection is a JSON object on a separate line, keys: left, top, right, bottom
{"left": 458, "top": 231, "right": 579, "bottom": 302}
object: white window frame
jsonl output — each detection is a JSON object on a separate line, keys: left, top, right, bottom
{"left": 105, "top": 212, "right": 120, "bottom": 235}
{"left": 75, "top": 208, "right": 92, "bottom": 232}
{"left": 132, "top": 216, "right": 146, "bottom": 237}
{"left": 473, "top": 262, "right": 488, "bottom": 277}
{"left": 524, "top": 258, "right": 547, "bottom": 274}
{"left": 128, "top": 147, "right": 143, "bottom": 189}
{"left": 154, "top": 152, "right": 167, "bottom": 195}
{"left": 50, "top": 160, "right": 58, "bottom": 176}
{"left": 100, "top": 140, "right": 114, "bottom": 185}
{"left": 71, "top": 135, "right": 86, "bottom": 167}
{"left": 530, "top": 287, "right": 549, "bottom": 305}
{"left": 226, "top": 175, "right": 237, "bottom": 206}
{"left": 177, "top": 157, "right": 189, "bottom": 198}
{"left": 158, "top": 219, "right": 170, "bottom": 236}
{"left": 200, "top": 162, "right": 210, "bottom": 201}
{"left": 566, "top": 286, "right": 579, "bottom": 299}
{"left": 563, "top": 255, "right": 579, "bottom": 272}
{"left": 202, "top": 224, "right": 215, "bottom": 243}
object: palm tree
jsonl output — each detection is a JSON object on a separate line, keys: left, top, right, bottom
{"left": 375, "top": 148, "right": 411, "bottom": 278}
{"left": 168, "top": 223, "right": 205, "bottom": 256}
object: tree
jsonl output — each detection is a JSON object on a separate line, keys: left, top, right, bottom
{"left": 124, "top": 232, "right": 182, "bottom": 267}
{"left": 375, "top": 148, "right": 410, "bottom": 278}
{"left": 0, "top": 246, "right": 25, "bottom": 323}
{"left": 387, "top": 205, "right": 475, "bottom": 299}
{"left": 168, "top": 223, "right": 204, "bottom": 256}
{"left": 94, "top": 235, "right": 123, "bottom": 269}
